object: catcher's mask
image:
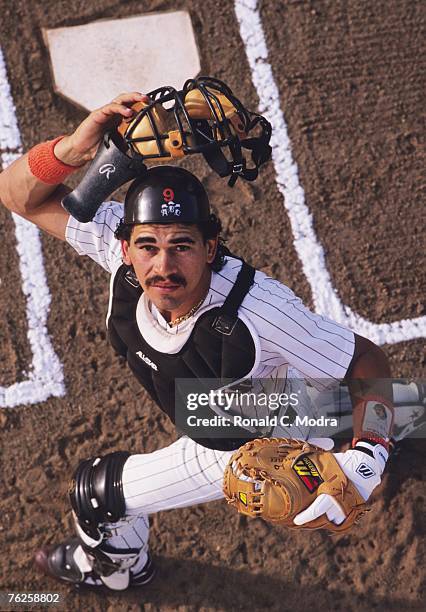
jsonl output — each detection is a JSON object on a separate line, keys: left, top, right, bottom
{"left": 120, "top": 165, "right": 210, "bottom": 226}
{"left": 118, "top": 77, "right": 272, "bottom": 187}
{"left": 62, "top": 77, "right": 272, "bottom": 223}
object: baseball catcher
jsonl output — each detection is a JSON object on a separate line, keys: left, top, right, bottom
{"left": 0, "top": 77, "right": 399, "bottom": 591}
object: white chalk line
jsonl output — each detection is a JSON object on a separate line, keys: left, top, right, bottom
{"left": 0, "top": 46, "right": 65, "bottom": 408}
{"left": 234, "top": 0, "right": 425, "bottom": 345}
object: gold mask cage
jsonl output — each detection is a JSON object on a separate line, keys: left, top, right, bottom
{"left": 117, "top": 76, "right": 272, "bottom": 186}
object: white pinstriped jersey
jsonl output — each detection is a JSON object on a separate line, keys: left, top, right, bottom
{"left": 65, "top": 202, "right": 355, "bottom": 388}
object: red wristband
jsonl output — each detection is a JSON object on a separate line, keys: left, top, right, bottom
{"left": 27, "top": 136, "right": 80, "bottom": 184}
{"left": 352, "top": 434, "right": 390, "bottom": 452}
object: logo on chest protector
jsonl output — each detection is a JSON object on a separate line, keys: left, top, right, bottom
{"left": 136, "top": 351, "right": 158, "bottom": 371}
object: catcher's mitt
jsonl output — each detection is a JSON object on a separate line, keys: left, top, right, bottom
{"left": 223, "top": 438, "right": 368, "bottom": 532}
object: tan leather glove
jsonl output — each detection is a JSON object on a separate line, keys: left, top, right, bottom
{"left": 223, "top": 438, "right": 368, "bottom": 532}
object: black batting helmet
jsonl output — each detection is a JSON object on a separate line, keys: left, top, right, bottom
{"left": 123, "top": 166, "right": 210, "bottom": 225}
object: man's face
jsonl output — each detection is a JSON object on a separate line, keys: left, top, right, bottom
{"left": 121, "top": 223, "right": 217, "bottom": 317}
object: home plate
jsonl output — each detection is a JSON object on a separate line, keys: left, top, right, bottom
{"left": 43, "top": 11, "right": 200, "bottom": 111}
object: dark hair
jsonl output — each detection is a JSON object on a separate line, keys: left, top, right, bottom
{"left": 114, "top": 213, "right": 227, "bottom": 272}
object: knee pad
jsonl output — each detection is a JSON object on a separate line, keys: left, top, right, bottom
{"left": 69, "top": 451, "right": 130, "bottom": 541}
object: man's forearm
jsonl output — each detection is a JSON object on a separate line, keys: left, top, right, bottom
{"left": 347, "top": 339, "right": 392, "bottom": 402}
{"left": 0, "top": 153, "right": 58, "bottom": 214}
{"left": 346, "top": 335, "right": 394, "bottom": 446}
{"left": 0, "top": 135, "right": 83, "bottom": 215}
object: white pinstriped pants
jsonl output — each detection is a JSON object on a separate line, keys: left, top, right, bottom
{"left": 99, "top": 438, "right": 233, "bottom": 566}
{"left": 123, "top": 436, "right": 233, "bottom": 514}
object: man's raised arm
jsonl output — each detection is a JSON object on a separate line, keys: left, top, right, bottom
{"left": 0, "top": 92, "right": 147, "bottom": 240}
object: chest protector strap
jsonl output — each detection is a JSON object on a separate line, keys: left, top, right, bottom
{"left": 212, "top": 262, "right": 255, "bottom": 335}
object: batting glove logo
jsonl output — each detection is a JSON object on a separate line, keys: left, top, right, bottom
{"left": 355, "top": 463, "right": 376, "bottom": 479}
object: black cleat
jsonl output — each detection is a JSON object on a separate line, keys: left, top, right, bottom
{"left": 35, "top": 538, "right": 155, "bottom": 590}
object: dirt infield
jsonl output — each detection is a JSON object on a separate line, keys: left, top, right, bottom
{"left": 1, "top": 1, "right": 425, "bottom": 610}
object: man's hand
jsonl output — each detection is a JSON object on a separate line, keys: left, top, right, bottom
{"left": 294, "top": 441, "right": 387, "bottom": 527}
{"left": 54, "top": 92, "right": 149, "bottom": 167}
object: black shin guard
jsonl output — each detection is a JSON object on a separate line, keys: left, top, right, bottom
{"left": 69, "top": 451, "right": 130, "bottom": 542}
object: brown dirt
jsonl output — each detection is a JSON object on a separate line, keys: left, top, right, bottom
{"left": 0, "top": 1, "right": 425, "bottom": 610}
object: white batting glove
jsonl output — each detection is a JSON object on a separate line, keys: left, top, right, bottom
{"left": 294, "top": 440, "right": 389, "bottom": 526}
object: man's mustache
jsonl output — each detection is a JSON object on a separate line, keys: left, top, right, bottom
{"left": 146, "top": 274, "right": 187, "bottom": 287}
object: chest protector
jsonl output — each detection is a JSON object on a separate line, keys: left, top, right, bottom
{"left": 107, "top": 261, "right": 258, "bottom": 450}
